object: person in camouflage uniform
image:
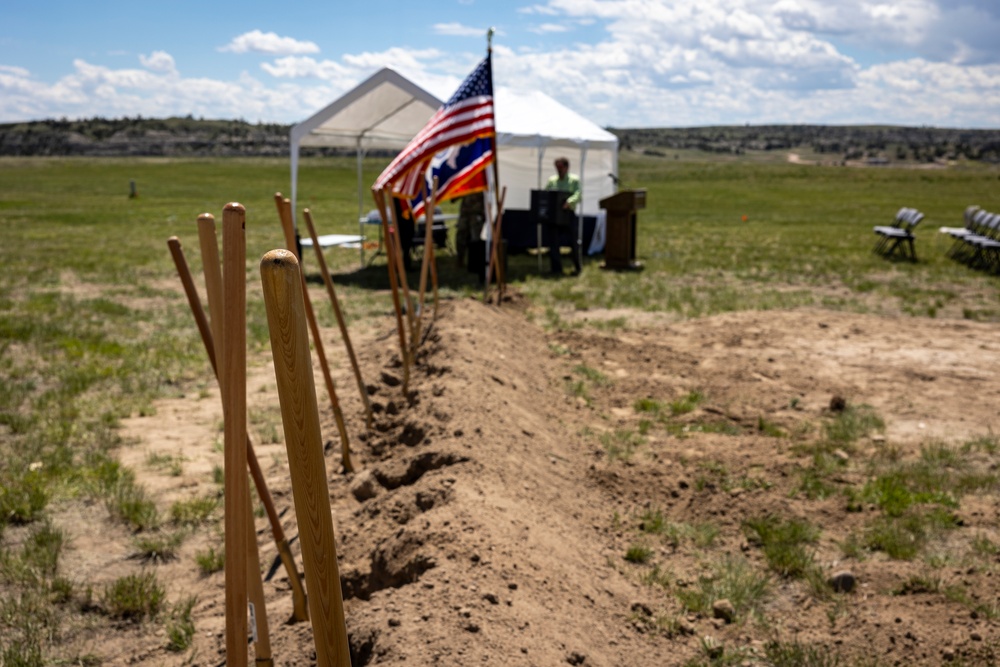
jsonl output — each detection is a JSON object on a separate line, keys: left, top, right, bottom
{"left": 455, "top": 191, "right": 487, "bottom": 267}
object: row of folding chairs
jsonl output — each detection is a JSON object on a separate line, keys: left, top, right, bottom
{"left": 939, "top": 205, "right": 1000, "bottom": 271}
{"left": 873, "top": 207, "right": 924, "bottom": 260}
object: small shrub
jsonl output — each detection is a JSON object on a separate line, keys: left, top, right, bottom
{"left": 633, "top": 397, "right": 664, "bottom": 414}
{"left": 743, "top": 515, "right": 819, "bottom": 578}
{"left": 794, "top": 453, "right": 839, "bottom": 500}
{"left": 104, "top": 471, "right": 159, "bottom": 532}
{"left": 971, "top": 533, "right": 999, "bottom": 559}
{"left": 823, "top": 403, "right": 884, "bottom": 447}
{"left": 764, "top": 639, "right": 849, "bottom": 667}
{"left": 601, "top": 429, "right": 643, "bottom": 462}
{"left": 166, "top": 596, "right": 197, "bottom": 652}
{"left": 638, "top": 508, "right": 666, "bottom": 534}
{"left": 49, "top": 576, "right": 74, "bottom": 604}
{"left": 0, "top": 470, "right": 49, "bottom": 525}
{"left": 669, "top": 390, "right": 704, "bottom": 416}
{"left": 676, "top": 556, "right": 770, "bottom": 622}
{"left": 863, "top": 515, "right": 926, "bottom": 560}
{"left": 103, "top": 571, "right": 165, "bottom": 621}
{"left": 145, "top": 451, "right": 184, "bottom": 476}
{"left": 195, "top": 546, "right": 225, "bottom": 575}
{"left": 170, "top": 496, "right": 218, "bottom": 527}
{"left": 962, "top": 432, "right": 999, "bottom": 455}
{"left": 573, "top": 364, "right": 610, "bottom": 386}
{"left": 625, "top": 543, "right": 653, "bottom": 563}
{"left": 132, "top": 531, "right": 183, "bottom": 562}
{"left": 757, "top": 415, "right": 785, "bottom": 437}
{"left": 837, "top": 531, "right": 865, "bottom": 560}
{"left": 640, "top": 564, "right": 672, "bottom": 588}
{"left": 1, "top": 638, "right": 44, "bottom": 667}
{"left": 22, "top": 519, "right": 64, "bottom": 577}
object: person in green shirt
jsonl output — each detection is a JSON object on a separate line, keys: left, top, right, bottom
{"left": 544, "top": 157, "right": 582, "bottom": 275}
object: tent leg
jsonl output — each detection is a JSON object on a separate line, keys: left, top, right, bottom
{"left": 537, "top": 223, "right": 542, "bottom": 272}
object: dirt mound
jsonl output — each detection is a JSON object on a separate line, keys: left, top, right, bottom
{"left": 89, "top": 298, "right": 1000, "bottom": 665}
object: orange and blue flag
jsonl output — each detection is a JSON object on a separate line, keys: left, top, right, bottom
{"left": 374, "top": 54, "right": 494, "bottom": 217}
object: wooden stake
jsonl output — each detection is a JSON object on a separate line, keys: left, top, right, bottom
{"left": 494, "top": 186, "right": 508, "bottom": 301}
{"left": 415, "top": 180, "right": 436, "bottom": 342}
{"left": 168, "top": 234, "right": 308, "bottom": 624}
{"left": 222, "top": 202, "right": 249, "bottom": 667}
{"left": 301, "top": 208, "right": 373, "bottom": 429}
{"left": 273, "top": 194, "right": 354, "bottom": 474}
{"left": 260, "top": 249, "right": 352, "bottom": 667}
{"left": 429, "top": 234, "right": 440, "bottom": 323}
{"left": 196, "top": 213, "right": 224, "bottom": 356}
{"left": 484, "top": 186, "right": 507, "bottom": 303}
{"left": 168, "top": 234, "right": 277, "bottom": 659}
{"left": 245, "top": 494, "right": 272, "bottom": 667}
{"left": 384, "top": 196, "right": 418, "bottom": 361}
{"left": 371, "top": 189, "right": 410, "bottom": 394}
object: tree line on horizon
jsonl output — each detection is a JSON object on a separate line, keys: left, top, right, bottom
{"left": 2, "top": 116, "right": 1000, "bottom": 163}
{"left": 612, "top": 124, "right": 1000, "bottom": 163}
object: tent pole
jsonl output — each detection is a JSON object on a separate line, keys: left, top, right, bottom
{"left": 578, "top": 145, "right": 587, "bottom": 271}
{"left": 290, "top": 142, "right": 299, "bottom": 239}
{"left": 537, "top": 145, "right": 545, "bottom": 272}
{"left": 357, "top": 139, "right": 365, "bottom": 268}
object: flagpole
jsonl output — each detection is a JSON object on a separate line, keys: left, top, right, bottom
{"left": 485, "top": 28, "right": 506, "bottom": 304}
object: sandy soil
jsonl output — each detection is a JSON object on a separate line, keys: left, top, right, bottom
{"left": 49, "top": 294, "right": 1000, "bottom": 666}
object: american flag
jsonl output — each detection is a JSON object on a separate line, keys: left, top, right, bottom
{"left": 373, "top": 55, "right": 494, "bottom": 201}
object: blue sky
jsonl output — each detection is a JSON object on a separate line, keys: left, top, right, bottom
{"left": 3, "top": 0, "right": 1000, "bottom": 128}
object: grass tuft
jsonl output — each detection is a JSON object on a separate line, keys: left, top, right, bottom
{"left": 743, "top": 515, "right": 819, "bottom": 578}
{"left": 676, "top": 556, "right": 771, "bottom": 623}
{"left": 102, "top": 571, "right": 165, "bottom": 621}
{"left": 195, "top": 546, "right": 225, "bottom": 575}
{"left": 166, "top": 596, "right": 197, "bottom": 652}
{"left": 823, "top": 404, "right": 884, "bottom": 448}
{"left": 625, "top": 543, "right": 654, "bottom": 563}
{"left": 170, "top": 495, "right": 219, "bottom": 527}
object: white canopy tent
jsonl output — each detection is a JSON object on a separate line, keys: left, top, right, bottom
{"left": 289, "top": 67, "right": 442, "bottom": 226}
{"left": 288, "top": 68, "right": 620, "bottom": 253}
{"left": 492, "top": 88, "right": 619, "bottom": 215}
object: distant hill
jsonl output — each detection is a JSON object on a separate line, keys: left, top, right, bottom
{"left": 3, "top": 117, "right": 1000, "bottom": 163}
{"left": 609, "top": 125, "right": 1000, "bottom": 163}
{"left": 0, "top": 116, "right": 303, "bottom": 157}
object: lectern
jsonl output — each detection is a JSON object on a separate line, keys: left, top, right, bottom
{"left": 599, "top": 189, "right": 645, "bottom": 270}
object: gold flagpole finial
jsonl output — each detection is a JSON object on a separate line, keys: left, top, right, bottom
{"left": 487, "top": 27, "right": 495, "bottom": 52}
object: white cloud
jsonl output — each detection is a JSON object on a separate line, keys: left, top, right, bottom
{"left": 518, "top": 5, "right": 560, "bottom": 15}
{"left": 433, "top": 22, "right": 486, "bottom": 37}
{"left": 139, "top": 51, "right": 177, "bottom": 75}
{"left": 0, "top": 65, "right": 31, "bottom": 78}
{"left": 529, "top": 23, "right": 571, "bottom": 34}
{"left": 218, "top": 30, "right": 320, "bottom": 55}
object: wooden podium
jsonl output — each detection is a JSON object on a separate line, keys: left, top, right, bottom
{"left": 599, "top": 189, "right": 645, "bottom": 270}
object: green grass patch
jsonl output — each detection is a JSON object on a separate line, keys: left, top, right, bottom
{"left": 166, "top": 596, "right": 198, "bottom": 652}
{"left": 195, "top": 546, "right": 225, "bottom": 575}
{"left": 600, "top": 428, "right": 644, "bottom": 462}
{"left": 669, "top": 390, "right": 704, "bottom": 416}
{"left": 102, "top": 571, "right": 165, "bottom": 621}
{"left": 823, "top": 404, "right": 884, "bottom": 448}
{"left": 132, "top": 531, "right": 184, "bottom": 563}
{"left": 625, "top": 543, "right": 654, "bottom": 563}
{"left": 170, "top": 495, "right": 219, "bottom": 527}
{"left": 743, "top": 515, "right": 820, "bottom": 578}
{"left": 676, "top": 556, "right": 771, "bottom": 623}
{"left": 633, "top": 397, "right": 664, "bottom": 414}
{"left": 793, "top": 452, "right": 843, "bottom": 500}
